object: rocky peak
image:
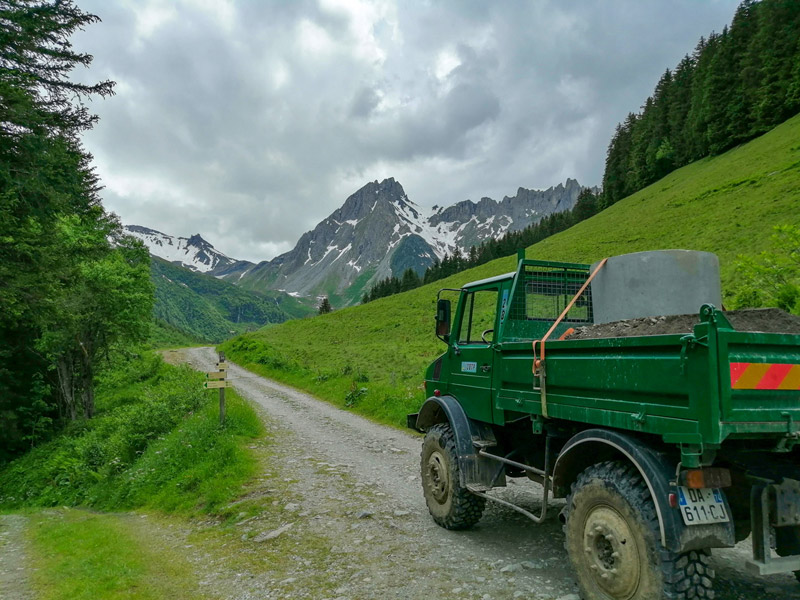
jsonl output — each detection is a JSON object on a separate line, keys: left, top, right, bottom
{"left": 179, "top": 177, "right": 590, "bottom": 306}
{"left": 333, "top": 178, "right": 409, "bottom": 223}
{"left": 187, "top": 233, "right": 208, "bottom": 247}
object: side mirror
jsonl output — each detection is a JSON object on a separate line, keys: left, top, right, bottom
{"left": 436, "top": 299, "right": 451, "bottom": 341}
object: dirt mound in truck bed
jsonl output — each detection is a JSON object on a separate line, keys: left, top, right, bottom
{"left": 565, "top": 308, "right": 800, "bottom": 340}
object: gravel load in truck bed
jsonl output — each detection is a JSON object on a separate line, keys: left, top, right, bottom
{"left": 565, "top": 308, "right": 800, "bottom": 340}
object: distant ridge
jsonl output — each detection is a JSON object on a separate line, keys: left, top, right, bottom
{"left": 126, "top": 178, "right": 587, "bottom": 306}
{"left": 124, "top": 225, "right": 251, "bottom": 274}
{"left": 219, "top": 177, "right": 586, "bottom": 304}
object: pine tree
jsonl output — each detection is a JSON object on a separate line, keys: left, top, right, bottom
{"left": 726, "top": 0, "right": 760, "bottom": 145}
{"left": 572, "top": 189, "right": 598, "bottom": 222}
{"left": 667, "top": 55, "right": 695, "bottom": 166}
{"left": 704, "top": 26, "right": 737, "bottom": 154}
{"left": 1, "top": 1, "right": 153, "bottom": 456}
{"left": 400, "top": 268, "right": 421, "bottom": 292}
{"left": 318, "top": 297, "right": 333, "bottom": 314}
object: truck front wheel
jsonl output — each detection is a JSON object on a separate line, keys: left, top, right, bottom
{"left": 420, "top": 423, "right": 485, "bottom": 530}
{"left": 563, "top": 461, "right": 714, "bottom": 600}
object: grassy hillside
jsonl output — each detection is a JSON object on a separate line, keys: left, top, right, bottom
{"left": 149, "top": 318, "right": 205, "bottom": 349}
{"left": 221, "top": 113, "right": 800, "bottom": 427}
{"left": 151, "top": 257, "right": 314, "bottom": 343}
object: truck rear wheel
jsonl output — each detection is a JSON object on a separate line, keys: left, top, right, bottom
{"left": 420, "top": 423, "right": 485, "bottom": 530}
{"left": 563, "top": 461, "right": 714, "bottom": 600}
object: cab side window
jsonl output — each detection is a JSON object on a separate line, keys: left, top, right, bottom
{"left": 458, "top": 289, "right": 499, "bottom": 344}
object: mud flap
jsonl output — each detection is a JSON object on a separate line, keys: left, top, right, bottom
{"left": 746, "top": 478, "right": 800, "bottom": 575}
{"left": 414, "top": 396, "right": 500, "bottom": 489}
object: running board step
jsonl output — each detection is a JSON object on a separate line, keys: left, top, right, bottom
{"left": 467, "top": 485, "right": 550, "bottom": 524}
{"left": 472, "top": 439, "right": 496, "bottom": 450}
{"left": 745, "top": 555, "right": 800, "bottom": 576}
{"left": 475, "top": 447, "right": 547, "bottom": 478}
{"left": 466, "top": 483, "right": 492, "bottom": 493}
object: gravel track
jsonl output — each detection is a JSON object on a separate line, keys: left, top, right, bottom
{"left": 175, "top": 347, "right": 800, "bottom": 600}
{"left": 0, "top": 514, "right": 33, "bottom": 600}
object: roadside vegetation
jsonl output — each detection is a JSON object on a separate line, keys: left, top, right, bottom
{"left": 1, "top": 0, "right": 154, "bottom": 461}
{"left": 149, "top": 318, "right": 206, "bottom": 349}
{"left": 222, "top": 112, "right": 800, "bottom": 428}
{"left": 0, "top": 349, "right": 304, "bottom": 599}
{"left": 733, "top": 224, "right": 800, "bottom": 313}
{"left": 0, "top": 351, "right": 262, "bottom": 513}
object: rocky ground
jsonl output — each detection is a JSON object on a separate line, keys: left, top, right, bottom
{"left": 159, "top": 347, "right": 800, "bottom": 600}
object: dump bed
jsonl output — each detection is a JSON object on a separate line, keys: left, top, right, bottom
{"left": 493, "top": 306, "right": 800, "bottom": 448}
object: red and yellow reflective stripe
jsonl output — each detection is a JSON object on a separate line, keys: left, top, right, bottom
{"left": 730, "top": 362, "right": 800, "bottom": 390}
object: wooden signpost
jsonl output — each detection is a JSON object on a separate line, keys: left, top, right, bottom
{"left": 205, "top": 351, "right": 228, "bottom": 424}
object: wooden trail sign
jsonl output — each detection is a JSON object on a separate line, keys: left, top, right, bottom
{"left": 201, "top": 351, "right": 228, "bottom": 424}
{"left": 203, "top": 380, "right": 230, "bottom": 389}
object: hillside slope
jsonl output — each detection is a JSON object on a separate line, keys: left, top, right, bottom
{"left": 221, "top": 113, "right": 800, "bottom": 426}
{"left": 152, "top": 257, "right": 313, "bottom": 343}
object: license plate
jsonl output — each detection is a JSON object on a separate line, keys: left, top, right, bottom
{"left": 677, "top": 487, "right": 730, "bottom": 525}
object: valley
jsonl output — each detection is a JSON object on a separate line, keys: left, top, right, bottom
{"left": 4, "top": 1, "right": 800, "bottom": 599}
{"left": 218, "top": 112, "right": 800, "bottom": 430}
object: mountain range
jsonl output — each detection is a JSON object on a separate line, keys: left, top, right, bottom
{"left": 124, "top": 225, "right": 242, "bottom": 274}
{"left": 126, "top": 177, "right": 585, "bottom": 306}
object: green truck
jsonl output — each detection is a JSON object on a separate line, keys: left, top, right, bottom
{"left": 408, "top": 252, "right": 800, "bottom": 600}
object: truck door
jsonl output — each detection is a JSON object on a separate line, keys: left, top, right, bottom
{"left": 449, "top": 286, "right": 499, "bottom": 424}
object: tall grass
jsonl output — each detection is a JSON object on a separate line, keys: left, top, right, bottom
{"left": 0, "top": 351, "right": 263, "bottom": 514}
{"left": 29, "top": 510, "right": 206, "bottom": 600}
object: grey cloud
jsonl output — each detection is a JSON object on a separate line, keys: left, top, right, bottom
{"left": 75, "top": 0, "right": 740, "bottom": 262}
{"left": 349, "top": 86, "right": 381, "bottom": 119}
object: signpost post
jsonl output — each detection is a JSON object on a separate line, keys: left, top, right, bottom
{"left": 218, "top": 351, "right": 226, "bottom": 424}
{"left": 204, "top": 351, "right": 228, "bottom": 424}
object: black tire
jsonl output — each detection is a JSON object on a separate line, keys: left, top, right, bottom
{"left": 563, "top": 461, "right": 715, "bottom": 600}
{"left": 775, "top": 526, "right": 800, "bottom": 583}
{"left": 420, "top": 423, "right": 485, "bottom": 530}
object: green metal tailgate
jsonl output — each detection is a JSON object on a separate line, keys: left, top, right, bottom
{"left": 717, "top": 329, "right": 800, "bottom": 438}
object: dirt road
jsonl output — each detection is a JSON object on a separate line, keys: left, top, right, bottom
{"left": 177, "top": 347, "right": 800, "bottom": 600}
{"left": 0, "top": 514, "right": 32, "bottom": 600}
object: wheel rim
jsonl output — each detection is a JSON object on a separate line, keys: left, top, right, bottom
{"left": 581, "top": 505, "right": 642, "bottom": 599}
{"left": 426, "top": 450, "right": 449, "bottom": 504}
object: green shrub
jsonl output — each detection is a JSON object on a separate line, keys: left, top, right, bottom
{"left": 0, "top": 351, "right": 263, "bottom": 514}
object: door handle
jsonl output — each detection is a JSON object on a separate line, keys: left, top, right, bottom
{"left": 481, "top": 364, "right": 491, "bottom": 373}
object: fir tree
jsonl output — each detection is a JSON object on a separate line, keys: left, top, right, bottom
{"left": 318, "top": 297, "right": 333, "bottom": 314}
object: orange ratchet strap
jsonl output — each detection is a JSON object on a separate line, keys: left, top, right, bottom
{"left": 533, "top": 258, "right": 608, "bottom": 418}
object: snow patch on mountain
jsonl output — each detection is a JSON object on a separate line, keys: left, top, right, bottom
{"left": 124, "top": 225, "right": 240, "bottom": 273}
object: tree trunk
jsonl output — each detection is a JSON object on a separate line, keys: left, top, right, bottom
{"left": 80, "top": 350, "right": 95, "bottom": 419}
{"left": 55, "top": 356, "right": 76, "bottom": 420}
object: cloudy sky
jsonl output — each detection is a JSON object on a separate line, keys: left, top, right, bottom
{"left": 73, "top": 0, "right": 740, "bottom": 263}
